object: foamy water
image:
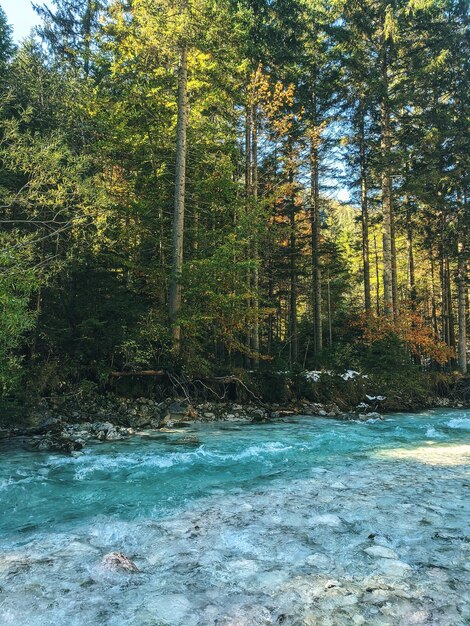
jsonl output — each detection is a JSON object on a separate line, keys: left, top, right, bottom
{"left": 1, "top": 409, "right": 469, "bottom": 625}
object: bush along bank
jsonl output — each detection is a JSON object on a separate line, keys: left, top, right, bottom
{"left": 0, "top": 369, "right": 468, "bottom": 453}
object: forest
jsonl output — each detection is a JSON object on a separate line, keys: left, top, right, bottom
{"left": 1, "top": 2, "right": 470, "bottom": 622}
{"left": 0, "top": 0, "right": 468, "bottom": 406}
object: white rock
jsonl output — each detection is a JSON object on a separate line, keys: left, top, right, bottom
{"left": 102, "top": 552, "right": 138, "bottom": 572}
{"left": 312, "top": 514, "right": 342, "bottom": 527}
{"left": 364, "top": 545, "right": 398, "bottom": 559}
{"left": 331, "top": 481, "right": 347, "bottom": 490}
{"left": 378, "top": 558, "right": 412, "bottom": 576}
{"left": 305, "top": 553, "right": 330, "bottom": 568}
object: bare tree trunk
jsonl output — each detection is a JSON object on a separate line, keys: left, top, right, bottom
{"left": 245, "top": 101, "right": 252, "bottom": 199}
{"left": 244, "top": 99, "right": 252, "bottom": 367}
{"left": 310, "top": 132, "right": 322, "bottom": 354}
{"left": 457, "top": 189, "right": 467, "bottom": 373}
{"left": 359, "top": 102, "right": 371, "bottom": 312}
{"left": 169, "top": 46, "right": 188, "bottom": 353}
{"left": 267, "top": 259, "right": 274, "bottom": 355}
{"left": 440, "top": 255, "right": 447, "bottom": 344}
{"left": 288, "top": 167, "right": 298, "bottom": 365}
{"left": 446, "top": 256, "right": 456, "bottom": 351}
{"left": 458, "top": 241, "right": 467, "bottom": 373}
{"left": 327, "top": 272, "right": 333, "bottom": 346}
{"left": 430, "top": 252, "right": 438, "bottom": 336}
{"left": 83, "top": 0, "right": 93, "bottom": 76}
{"left": 406, "top": 200, "right": 416, "bottom": 308}
{"left": 380, "top": 44, "right": 394, "bottom": 317}
{"left": 251, "top": 104, "right": 260, "bottom": 366}
{"left": 391, "top": 208, "right": 398, "bottom": 316}
{"left": 193, "top": 209, "right": 199, "bottom": 253}
{"left": 374, "top": 231, "right": 381, "bottom": 316}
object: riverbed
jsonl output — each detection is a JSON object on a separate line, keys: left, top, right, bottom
{"left": 1, "top": 409, "right": 469, "bottom": 625}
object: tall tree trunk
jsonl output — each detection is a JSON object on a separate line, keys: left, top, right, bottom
{"left": 446, "top": 256, "right": 456, "bottom": 351}
{"left": 440, "top": 255, "right": 447, "bottom": 344}
{"left": 359, "top": 101, "right": 371, "bottom": 312}
{"left": 310, "top": 132, "right": 322, "bottom": 354}
{"left": 380, "top": 43, "right": 394, "bottom": 317}
{"left": 267, "top": 258, "right": 274, "bottom": 355}
{"left": 457, "top": 241, "right": 467, "bottom": 374}
{"left": 327, "top": 272, "right": 333, "bottom": 346}
{"left": 288, "top": 165, "right": 298, "bottom": 365}
{"left": 169, "top": 46, "right": 188, "bottom": 353}
{"left": 457, "top": 189, "right": 467, "bottom": 373}
{"left": 430, "top": 252, "right": 438, "bottom": 336}
{"left": 406, "top": 200, "right": 416, "bottom": 308}
{"left": 83, "top": 0, "right": 93, "bottom": 76}
{"left": 309, "top": 72, "right": 322, "bottom": 355}
{"left": 391, "top": 208, "right": 398, "bottom": 316}
{"left": 374, "top": 231, "right": 381, "bottom": 316}
{"left": 251, "top": 104, "right": 260, "bottom": 366}
{"left": 244, "top": 100, "right": 252, "bottom": 367}
{"left": 245, "top": 102, "right": 252, "bottom": 199}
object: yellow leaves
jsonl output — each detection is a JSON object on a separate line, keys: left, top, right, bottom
{"left": 247, "top": 64, "right": 298, "bottom": 140}
{"left": 307, "top": 120, "right": 327, "bottom": 149}
{"left": 383, "top": 5, "right": 399, "bottom": 42}
{"left": 431, "top": 49, "right": 451, "bottom": 70}
{"left": 407, "top": 0, "right": 437, "bottom": 13}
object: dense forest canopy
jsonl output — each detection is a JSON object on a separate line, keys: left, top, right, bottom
{"left": 0, "top": 0, "right": 468, "bottom": 402}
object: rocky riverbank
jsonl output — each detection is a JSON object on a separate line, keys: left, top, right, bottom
{"left": 0, "top": 390, "right": 466, "bottom": 453}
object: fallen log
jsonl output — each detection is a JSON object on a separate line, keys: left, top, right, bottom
{"left": 110, "top": 370, "right": 167, "bottom": 377}
{"left": 110, "top": 371, "right": 240, "bottom": 384}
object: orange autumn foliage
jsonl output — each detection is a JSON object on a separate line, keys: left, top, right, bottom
{"left": 355, "top": 311, "right": 454, "bottom": 365}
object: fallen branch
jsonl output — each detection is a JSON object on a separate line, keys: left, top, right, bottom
{"left": 110, "top": 370, "right": 167, "bottom": 377}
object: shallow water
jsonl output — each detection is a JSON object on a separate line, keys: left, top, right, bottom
{"left": 1, "top": 410, "right": 469, "bottom": 625}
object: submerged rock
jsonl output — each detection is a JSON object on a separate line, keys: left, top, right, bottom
{"left": 364, "top": 545, "right": 398, "bottom": 559}
{"left": 168, "top": 436, "right": 200, "bottom": 446}
{"left": 311, "top": 514, "right": 343, "bottom": 527}
{"left": 377, "top": 558, "right": 412, "bottom": 576}
{"left": 102, "top": 552, "right": 139, "bottom": 572}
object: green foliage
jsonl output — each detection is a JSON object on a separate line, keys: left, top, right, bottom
{"left": 360, "top": 334, "right": 414, "bottom": 379}
{"left": 0, "top": 6, "right": 14, "bottom": 75}
{"left": 0, "top": 233, "right": 37, "bottom": 395}
{"left": 250, "top": 367, "right": 291, "bottom": 403}
{"left": 0, "top": 0, "right": 467, "bottom": 404}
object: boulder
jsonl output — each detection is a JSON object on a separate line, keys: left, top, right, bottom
{"left": 312, "top": 513, "right": 343, "bottom": 527}
{"left": 30, "top": 434, "right": 84, "bottom": 453}
{"left": 377, "top": 558, "right": 412, "bottom": 576}
{"left": 102, "top": 552, "right": 139, "bottom": 572}
{"left": 167, "top": 400, "right": 192, "bottom": 416}
{"left": 364, "top": 545, "right": 398, "bottom": 559}
{"left": 89, "top": 422, "right": 121, "bottom": 440}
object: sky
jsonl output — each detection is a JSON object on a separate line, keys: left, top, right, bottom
{"left": 1, "top": 0, "right": 49, "bottom": 42}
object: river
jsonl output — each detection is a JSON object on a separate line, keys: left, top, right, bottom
{"left": 1, "top": 409, "right": 469, "bottom": 625}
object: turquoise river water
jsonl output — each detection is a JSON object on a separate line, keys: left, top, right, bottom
{"left": 0, "top": 409, "right": 470, "bottom": 625}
